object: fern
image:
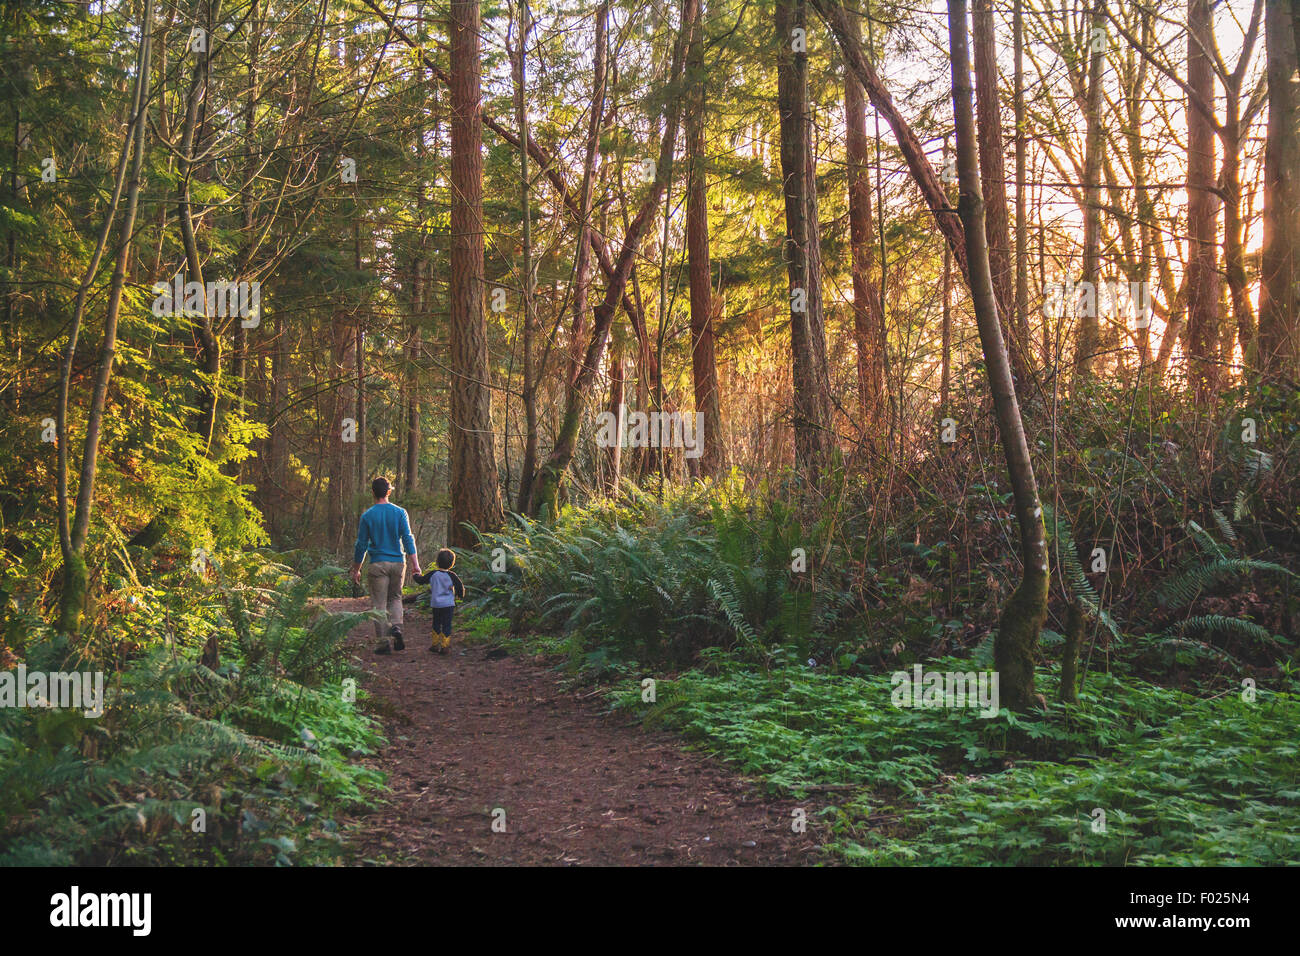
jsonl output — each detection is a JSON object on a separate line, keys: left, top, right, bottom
{"left": 1234, "top": 448, "right": 1274, "bottom": 520}
{"left": 1160, "top": 615, "right": 1279, "bottom": 645}
{"left": 1211, "top": 508, "right": 1237, "bottom": 547}
{"left": 1185, "top": 520, "right": 1226, "bottom": 559}
{"left": 709, "top": 577, "right": 764, "bottom": 659}
{"left": 1154, "top": 558, "right": 1296, "bottom": 610}
{"left": 1045, "top": 505, "right": 1122, "bottom": 642}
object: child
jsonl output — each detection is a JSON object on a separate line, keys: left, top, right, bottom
{"left": 413, "top": 548, "right": 464, "bottom": 654}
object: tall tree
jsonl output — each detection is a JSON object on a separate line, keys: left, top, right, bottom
{"left": 1259, "top": 0, "right": 1300, "bottom": 383}
{"left": 1074, "top": 0, "right": 1105, "bottom": 383}
{"left": 1213, "top": 0, "right": 1263, "bottom": 365}
{"left": 512, "top": 0, "right": 539, "bottom": 513}
{"left": 777, "top": 0, "right": 834, "bottom": 471}
{"left": 844, "top": 2, "right": 887, "bottom": 431}
{"left": 972, "top": 0, "right": 1029, "bottom": 388}
{"left": 568, "top": 1, "right": 609, "bottom": 397}
{"left": 448, "top": 0, "right": 504, "bottom": 544}
{"left": 177, "top": 0, "right": 223, "bottom": 452}
{"left": 947, "top": 0, "right": 1048, "bottom": 712}
{"left": 1185, "top": 0, "right": 1221, "bottom": 399}
{"left": 1012, "top": 0, "right": 1028, "bottom": 375}
{"left": 686, "top": 0, "right": 724, "bottom": 478}
{"left": 57, "top": 0, "right": 154, "bottom": 633}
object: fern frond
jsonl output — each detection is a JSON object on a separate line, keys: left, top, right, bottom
{"left": 1211, "top": 509, "right": 1237, "bottom": 547}
{"left": 708, "top": 577, "right": 762, "bottom": 655}
{"left": 1154, "top": 559, "right": 1296, "bottom": 610}
{"left": 1160, "top": 615, "right": 1279, "bottom": 645}
{"left": 1185, "top": 520, "right": 1225, "bottom": 559}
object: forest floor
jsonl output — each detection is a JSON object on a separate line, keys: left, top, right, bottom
{"left": 329, "top": 598, "right": 825, "bottom": 865}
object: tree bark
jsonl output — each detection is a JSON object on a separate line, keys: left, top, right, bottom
{"left": 1259, "top": 0, "right": 1300, "bottom": 383}
{"left": 177, "top": 0, "right": 223, "bottom": 451}
{"left": 1012, "top": 0, "right": 1029, "bottom": 383}
{"left": 605, "top": 339, "right": 625, "bottom": 492}
{"left": 513, "top": 0, "right": 538, "bottom": 514}
{"left": 1185, "top": 0, "right": 1221, "bottom": 399}
{"left": 777, "top": 0, "right": 834, "bottom": 472}
{"left": 448, "top": 0, "right": 505, "bottom": 544}
{"left": 845, "top": 3, "right": 886, "bottom": 432}
{"left": 972, "top": 0, "right": 1029, "bottom": 389}
{"left": 686, "top": 2, "right": 724, "bottom": 478}
{"left": 1073, "top": 0, "right": 1105, "bottom": 383}
{"left": 947, "top": 0, "right": 1048, "bottom": 712}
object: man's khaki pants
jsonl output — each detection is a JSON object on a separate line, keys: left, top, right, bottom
{"left": 367, "top": 561, "right": 406, "bottom": 640}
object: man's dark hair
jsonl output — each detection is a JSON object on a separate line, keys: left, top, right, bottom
{"left": 371, "top": 476, "right": 391, "bottom": 500}
{"left": 436, "top": 548, "right": 455, "bottom": 570}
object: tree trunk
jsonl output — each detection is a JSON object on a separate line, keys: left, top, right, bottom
{"left": 845, "top": 3, "right": 886, "bottom": 432}
{"left": 777, "top": 0, "right": 834, "bottom": 472}
{"left": 686, "top": 3, "right": 724, "bottom": 479}
{"left": 1012, "top": 0, "right": 1029, "bottom": 381}
{"left": 1185, "top": 0, "right": 1221, "bottom": 399}
{"left": 57, "top": 0, "right": 153, "bottom": 634}
{"left": 972, "top": 0, "right": 1029, "bottom": 390}
{"left": 407, "top": 10, "right": 429, "bottom": 495}
{"left": 513, "top": 0, "right": 539, "bottom": 514}
{"left": 178, "top": 0, "right": 223, "bottom": 452}
{"left": 1073, "top": 0, "right": 1104, "bottom": 383}
{"left": 942, "top": 139, "right": 953, "bottom": 412}
{"left": 234, "top": 0, "right": 260, "bottom": 421}
{"left": 1259, "top": 0, "right": 1300, "bottom": 383}
{"left": 356, "top": 324, "right": 366, "bottom": 493}
{"left": 567, "top": 2, "right": 608, "bottom": 392}
{"left": 266, "top": 311, "right": 289, "bottom": 538}
{"left": 605, "top": 339, "right": 625, "bottom": 492}
{"left": 947, "top": 0, "right": 1048, "bottom": 712}
{"left": 1221, "top": 76, "right": 1254, "bottom": 363}
{"left": 448, "top": 0, "right": 505, "bottom": 544}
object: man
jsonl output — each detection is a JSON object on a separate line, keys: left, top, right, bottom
{"left": 352, "top": 476, "right": 421, "bottom": 654}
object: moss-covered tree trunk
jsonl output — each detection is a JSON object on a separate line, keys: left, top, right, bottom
{"left": 947, "top": 0, "right": 1048, "bottom": 711}
{"left": 1059, "top": 600, "right": 1084, "bottom": 704}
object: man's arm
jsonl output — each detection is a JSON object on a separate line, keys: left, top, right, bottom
{"left": 400, "top": 509, "right": 421, "bottom": 577}
{"left": 352, "top": 511, "right": 369, "bottom": 585}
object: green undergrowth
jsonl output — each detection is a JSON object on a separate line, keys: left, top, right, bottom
{"left": 457, "top": 473, "right": 1300, "bottom": 866}
{"left": 610, "top": 656, "right": 1187, "bottom": 795}
{"left": 1, "top": 559, "right": 388, "bottom": 865}
{"left": 608, "top": 655, "right": 1299, "bottom": 864}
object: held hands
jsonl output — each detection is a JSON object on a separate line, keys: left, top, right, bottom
{"left": 351, "top": 567, "right": 362, "bottom": 587}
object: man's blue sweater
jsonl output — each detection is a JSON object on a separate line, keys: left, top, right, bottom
{"left": 354, "top": 502, "right": 417, "bottom": 565}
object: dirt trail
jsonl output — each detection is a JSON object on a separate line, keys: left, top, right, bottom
{"left": 331, "top": 598, "right": 821, "bottom": 865}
